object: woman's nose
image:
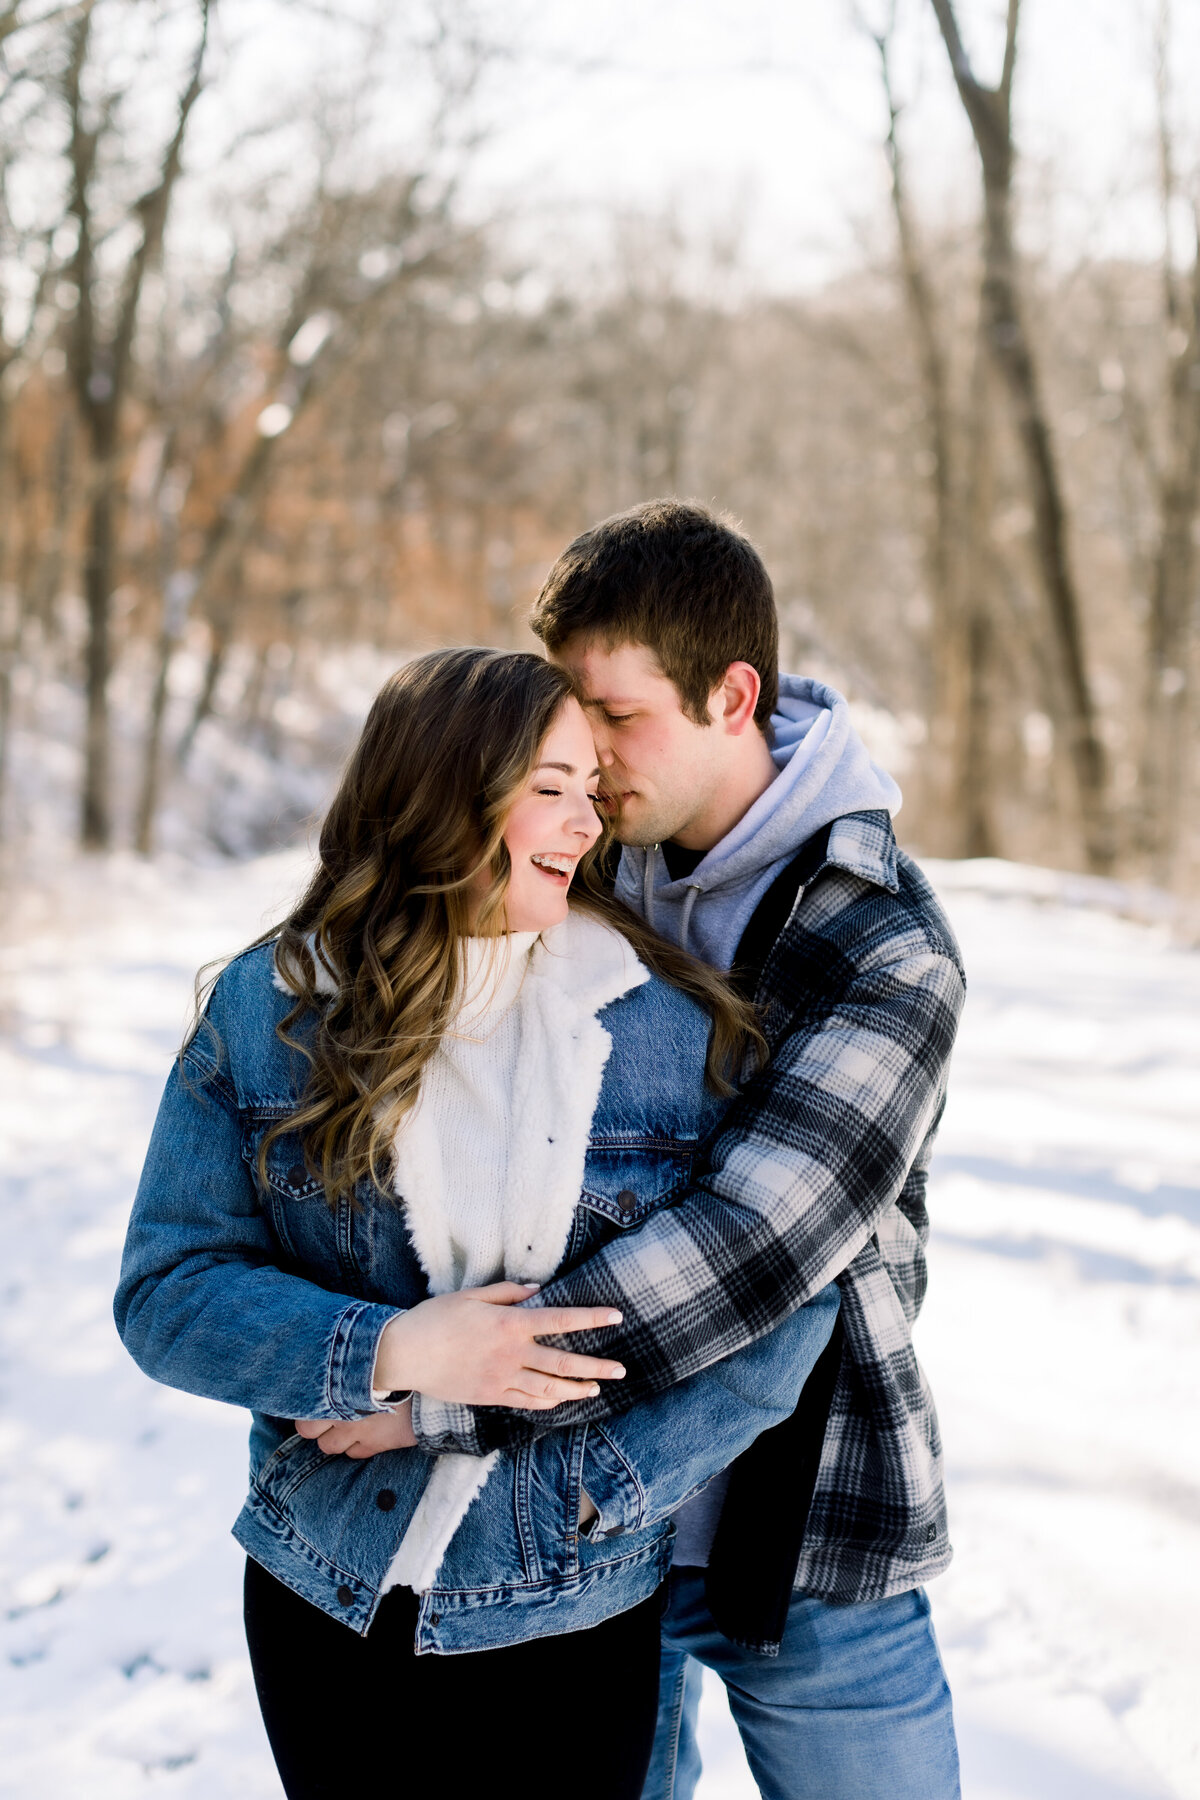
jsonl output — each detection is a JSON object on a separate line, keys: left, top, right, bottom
{"left": 572, "top": 803, "right": 601, "bottom": 843}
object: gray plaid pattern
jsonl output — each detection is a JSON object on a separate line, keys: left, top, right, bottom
{"left": 412, "top": 812, "right": 966, "bottom": 1604}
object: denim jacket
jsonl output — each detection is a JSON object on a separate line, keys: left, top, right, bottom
{"left": 115, "top": 940, "right": 838, "bottom": 1653}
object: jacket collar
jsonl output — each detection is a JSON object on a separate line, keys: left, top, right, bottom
{"left": 814, "top": 810, "right": 900, "bottom": 895}
{"left": 533, "top": 907, "right": 649, "bottom": 1015}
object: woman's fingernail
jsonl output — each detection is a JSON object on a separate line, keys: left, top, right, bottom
{"left": 612, "top": 1366, "right": 626, "bottom": 1379}
{"left": 523, "top": 1282, "right": 541, "bottom": 1290}
{"left": 607, "top": 1312, "right": 622, "bottom": 1325}
{"left": 587, "top": 1385, "right": 600, "bottom": 1397}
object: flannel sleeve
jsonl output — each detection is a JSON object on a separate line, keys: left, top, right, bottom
{"left": 412, "top": 915, "right": 965, "bottom": 1458}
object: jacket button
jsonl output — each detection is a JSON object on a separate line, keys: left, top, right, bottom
{"left": 336, "top": 1585, "right": 354, "bottom": 1606}
{"left": 376, "top": 1489, "right": 396, "bottom": 1511}
{"left": 428, "top": 1612, "right": 440, "bottom": 1626}
{"left": 288, "top": 1163, "right": 307, "bottom": 1187}
{"left": 617, "top": 1189, "right": 637, "bottom": 1213}
{"left": 926, "top": 1523, "right": 938, "bottom": 1541}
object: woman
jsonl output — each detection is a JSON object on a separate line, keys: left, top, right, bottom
{"left": 115, "top": 648, "right": 838, "bottom": 1800}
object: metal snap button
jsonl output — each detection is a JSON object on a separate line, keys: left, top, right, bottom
{"left": 428, "top": 1612, "right": 441, "bottom": 1626}
{"left": 376, "top": 1489, "right": 397, "bottom": 1511}
{"left": 336, "top": 1584, "right": 354, "bottom": 1606}
{"left": 617, "top": 1189, "right": 637, "bottom": 1213}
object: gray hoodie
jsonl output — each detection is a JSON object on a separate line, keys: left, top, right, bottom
{"left": 614, "top": 674, "right": 902, "bottom": 972}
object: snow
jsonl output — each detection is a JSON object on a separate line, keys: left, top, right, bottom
{"left": 1, "top": 849, "right": 1198, "bottom": 1798}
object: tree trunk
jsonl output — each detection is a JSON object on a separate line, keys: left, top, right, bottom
{"left": 874, "top": 24, "right": 964, "bottom": 852}
{"left": 64, "top": 0, "right": 210, "bottom": 850}
{"left": 80, "top": 475, "right": 114, "bottom": 847}
{"left": 176, "top": 608, "right": 232, "bottom": 765}
{"left": 0, "top": 599, "right": 17, "bottom": 840}
{"left": 1144, "top": 437, "right": 1199, "bottom": 881}
{"left": 978, "top": 177, "right": 1110, "bottom": 868}
{"left": 955, "top": 317, "right": 1000, "bottom": 859}
{"left": 1139, "top": 36, "right": 1200, "bottom": 884}
{"left": 956, "top": 610, "right": 995, "bottom": 858}
{"left": 134, "top": 570, "right": 194, "bottom": 855}
{"left": 930, "top": 0, "right": 1112, "bottom": 872}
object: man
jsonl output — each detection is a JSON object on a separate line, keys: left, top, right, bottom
{"left": 414, "top": 499, "right": 965, "bottom": 1799}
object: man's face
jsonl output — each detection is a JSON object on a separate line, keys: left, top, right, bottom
{"left": 550, "top": 638, "right": 730, "bottom": 846}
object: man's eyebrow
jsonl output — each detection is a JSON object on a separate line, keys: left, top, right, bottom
{"left": 535, "top": 760, "right": 603, "bottom": 779}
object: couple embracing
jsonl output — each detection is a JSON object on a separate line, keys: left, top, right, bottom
{"left": 116, "top": 500, "right": 966, "bottom": 1799}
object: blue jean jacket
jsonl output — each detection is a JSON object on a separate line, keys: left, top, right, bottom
{"left": 115, "top": 944, "right": 838, "bottom": 1652}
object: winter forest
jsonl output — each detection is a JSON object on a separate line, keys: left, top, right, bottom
{"left": 1, "top": 0, "right": 1199, "bottom": 884}
{"left": 1, "top": 1, "right": 1199, "bottom": 1797}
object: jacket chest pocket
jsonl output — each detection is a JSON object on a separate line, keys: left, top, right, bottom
{"left": 578, "top": 1143, "right": 693, "bottom": 1232}
{"left": 248, "top": 1126, "right": 362, "bottom": 1293}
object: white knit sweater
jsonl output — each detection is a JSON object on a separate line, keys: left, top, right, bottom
{"left": 402, "top": 931, "right": 539, "bottom": 1293}
{"left": 382, "top": 910, "right": 650, "bottom": 1595}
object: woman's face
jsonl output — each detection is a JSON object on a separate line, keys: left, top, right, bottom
{"left": 500, "top": 697, "right": 603, "bottom": 932}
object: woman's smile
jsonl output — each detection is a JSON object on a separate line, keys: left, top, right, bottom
{"left": 530, "top": 851, "right": 576, "bottom": 884}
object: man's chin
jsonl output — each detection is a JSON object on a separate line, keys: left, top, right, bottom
{"left": 615, "top": 803, "right": 679, "bottom": 848}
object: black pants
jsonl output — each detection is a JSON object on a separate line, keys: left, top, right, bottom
{"left": 244, "top": 1558, "right": 663, "bottom": 1800}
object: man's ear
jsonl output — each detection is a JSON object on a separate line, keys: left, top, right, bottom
{"left": 713, "top": 662, "right": 761, "bottom": 736}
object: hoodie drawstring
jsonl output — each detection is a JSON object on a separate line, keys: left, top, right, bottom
{"left": 643, "top": 847, "right": 701, "bottom": 951}
{"left": 642, "top": 847, "right": 658, "bottom": 929}
{"left": 678, "top": 883, "right": 701, "bottom": 954}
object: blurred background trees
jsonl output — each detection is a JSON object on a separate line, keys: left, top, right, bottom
{"left": 1, "top": 0, "right": 1197, "bottom": 888}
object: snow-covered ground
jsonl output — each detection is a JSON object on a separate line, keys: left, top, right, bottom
{"left": 1, "top": 849, "right": 1197, "bottom": 1798}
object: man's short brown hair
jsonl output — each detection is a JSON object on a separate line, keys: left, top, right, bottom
{"left": 530, "top": 499, "right": 779, "bottom": 730}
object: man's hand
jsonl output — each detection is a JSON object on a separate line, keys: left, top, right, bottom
{"left": 295, "top": 1401, "right": 417, "bottom": 1458}
{"left": 373, "top": 1282, "right": 626, "bottom": 1409}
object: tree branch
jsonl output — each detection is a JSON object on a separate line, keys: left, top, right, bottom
{"left": 110, "top": 0, "right": 210, "bottom": 404}
{"left": 929, "top": 0, "right": 1009, "bottom": 169}
{"left": 1000, "top": 0, "right": 1020, "bottom": 107}
{"left": 63, "top": 1, "right": 97, "bottom": 427}
{"left": 928, "top": 0, "right": 974, "bottom": 91}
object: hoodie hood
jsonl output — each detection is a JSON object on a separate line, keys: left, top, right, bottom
{"left": 614, "top": 674, "right": 901, "bottom": 969}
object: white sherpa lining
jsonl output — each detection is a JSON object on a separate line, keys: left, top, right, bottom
{"left": 383, "top": 909, "right": 649, "bottom": 1595}
{"left": 271, "top": 934, "right": 340, "bottom": 998}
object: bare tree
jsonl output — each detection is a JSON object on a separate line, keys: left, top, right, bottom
{"left": 0, "top": 4, "right": 79, "bottom": 832}
{"left": 1138, "top": 0, "right": 1200, "bottom": 882}
{"left": 930, "top": 0, "right": 1112, "bottom": 871}
{"left": 867, "top": 13, "right": 979, "bottom": 853}
{"left": 62, "top": 0, "right": 209, "bottom": 847}
{"left": 168, "top": 175, "right": 477, "bottom": 774}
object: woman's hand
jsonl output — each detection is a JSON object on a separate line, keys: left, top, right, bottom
{"left": 295, "top": 1402, "right": 417, "bottom": 1458}
{"left": 373, "top": 1281, "right": 626, "bottom": 1409}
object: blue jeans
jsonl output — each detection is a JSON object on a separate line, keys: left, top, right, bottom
{"left": 644, "top": 1569, "right": 960, "bottom": 1800}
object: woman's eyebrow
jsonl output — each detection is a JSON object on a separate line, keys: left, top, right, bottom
{"left": 535, "top": 761, "right": 602, "bottom": 779}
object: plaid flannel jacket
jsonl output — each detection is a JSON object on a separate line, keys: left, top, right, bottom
{"left": 412, "top": 811, "right": 966, "bottom": 1604}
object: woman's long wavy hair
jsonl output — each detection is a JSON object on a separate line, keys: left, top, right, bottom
{"left": 247, "top": 647, "right": 761, "bottom": 1203}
